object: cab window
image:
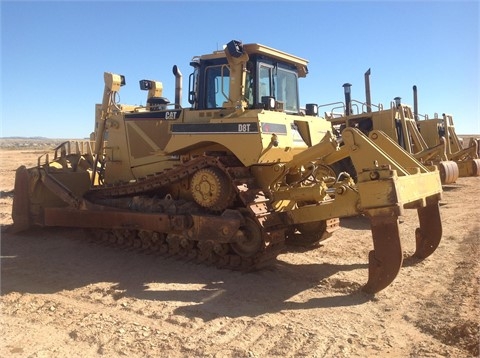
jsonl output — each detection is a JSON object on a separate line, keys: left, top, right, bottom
{"left": 205, "top": 65, "right": 230, "bottom": 109}
{"left": 257, "top": 62, "right": 299, "bottom": 113}
{"left": 259, "top": 65, "right": 272, "bottom": 99}
{"left": 274, "top": 68, "right": 299, "bottom": 112}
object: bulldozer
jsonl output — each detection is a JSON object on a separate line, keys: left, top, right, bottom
{"left": 12, "top": 40, "right": 443, "bottom": 294}
{"left": 413, "top": 92, "right": 480, "bottom": 178}
{"left": 323, "top": 69, "right": 480, "bottom": 184}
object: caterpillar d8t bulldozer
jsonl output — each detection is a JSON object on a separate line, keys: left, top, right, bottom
{"left": 12, "top": 40, "right": 444, "bottom": 293}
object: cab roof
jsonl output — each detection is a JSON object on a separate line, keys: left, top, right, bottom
{"left": 195, "top": 42, "right": 309, "bottom": 77}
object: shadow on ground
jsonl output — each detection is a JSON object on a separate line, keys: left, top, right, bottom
{"left": 1, "top": 227, "right": 375, "bottom": 319}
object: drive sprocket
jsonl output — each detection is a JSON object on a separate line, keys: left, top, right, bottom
{"left": 190, "top": 167, "right": 235, "bottom": 211}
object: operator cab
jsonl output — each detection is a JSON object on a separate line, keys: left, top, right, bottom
{"left": 188, "top": 41, "right": 308, "bottom": 114}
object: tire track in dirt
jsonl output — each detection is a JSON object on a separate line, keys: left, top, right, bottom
{"left": 227, "top": 320, "right": 270, "bottom": 354}
{"left": 246, "top": 323, "right": 292, "bottom": 356}
{"left": 2, "top": 291, "right": 187, "bottom": 354}
{"left": 413, "top": 226, "right": 480, "bottom": 356}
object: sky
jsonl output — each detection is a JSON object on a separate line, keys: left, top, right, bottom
{"left": 1, "top": 0, "right": 479, "bottom": 138}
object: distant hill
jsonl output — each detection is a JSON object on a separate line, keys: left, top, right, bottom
{"left": 0, "top": 137, "right": 83, "bottom": 150}
{"left": 1, "top": 136, "right": 68, "bottom": 140}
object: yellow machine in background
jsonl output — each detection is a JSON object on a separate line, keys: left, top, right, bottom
{"left": 12, "top": 41, "right": 444, "bottom": 293}
{"left": 324, "top": 70, "right": 480, "bottom": 184}
{"left": 411, "top": 85, "right": 479, "bottom": 173}
{"left": 416, "top": 110, "right": 480, "bottom": 178}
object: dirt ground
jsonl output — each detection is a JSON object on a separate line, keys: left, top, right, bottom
{"left": 0, "top": 145, "right": 479, "bottom": 358}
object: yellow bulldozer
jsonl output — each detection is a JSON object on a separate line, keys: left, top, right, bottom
{"left": 12, "top": 40, "right": 443, "bottom": 293}
{"left": 413, "top": 91, "right": 480, "bottom": 178}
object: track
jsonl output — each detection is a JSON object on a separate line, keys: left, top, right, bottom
{"left": 85, "top": 155, "right": 287, "bottom": 271}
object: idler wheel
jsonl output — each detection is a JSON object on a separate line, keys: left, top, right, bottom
{"left": 286, "top": 220, "right": 335, "bottom": 247}
{"left": 231, "top": 217, "right": 264, "bottom": 258}
{"left": 191, "top": 167, "right": 234, "bottom": 211}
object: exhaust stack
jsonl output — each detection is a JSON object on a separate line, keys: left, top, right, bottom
{"left": 173, "top": 65, "right": 182, "bottom": 108}
{"left": 343, "top": 83, "right": 352, "bottom": 116}
{"left": 365, "top": 68, "right": 372, "bottom": 113}
{"left": 413, "top": 85, "right": 418, "bottom": 121}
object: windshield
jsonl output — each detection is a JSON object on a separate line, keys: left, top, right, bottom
{"left": 274, "top": 68, "right": 299, "bottom": 112}
{"left": 258, "top": 63, "right": 299, "bottom": 113}
{"left": 191, "top": 57, "right": 300, "bottom": 112}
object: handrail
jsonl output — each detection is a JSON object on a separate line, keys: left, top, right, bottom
{"left": 319, "top": 98, "right": 384, "bottom": 117}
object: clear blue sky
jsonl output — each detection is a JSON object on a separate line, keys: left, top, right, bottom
{"left": 1, "top": 0, "right": 479, "bottom": 138}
